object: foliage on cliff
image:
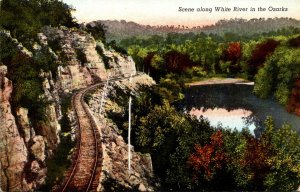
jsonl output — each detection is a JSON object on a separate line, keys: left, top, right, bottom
{"left": 0, "top": 0, "right": 82, "bottom": 132}
{"left": 0, "top": 32, "right": 61, "bottom": 126}
{"left": 0, "top": 0, "right": 78, "bottom": 45}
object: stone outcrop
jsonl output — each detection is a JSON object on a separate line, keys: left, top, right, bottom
{"left": 87, "top": 74, "right": 157, "bottom": 191}
{"left": 39, "top": 71, "right": 61, "bottom": 155}
{"left": 30, "top": 136, "right": 46, "bottom": 162}
{"left": 0, "top": 30, "right": 63, "bottom": 190}
{"left": 0, "top": 26, "right": 152, "bottom": 191}
{"left": 0, "top": 64, "right": 49, "bottom": 191}
{"left": 41, "top": 26, "right": 107, "bottom": 92}
{"left": 96, "top": 42, "right": 136, "bottom": 77}
{"left": 16, "top": 108, "right": 36, "bottom": 144}
{"left": 0, "top": 65, "right": 28, "bottom": 191}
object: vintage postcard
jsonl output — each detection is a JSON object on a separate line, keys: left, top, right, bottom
{"left": 1, "top": 0, "right": 300, "bottom": 191}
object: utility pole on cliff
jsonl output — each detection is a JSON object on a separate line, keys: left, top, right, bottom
{"left": 0, "top": 158, "right": 2, "bottom": 192}
{"left": 128, "top": 57, "right": 136, "bottom": 176}
{"left": 128, "top": 73, "right": 133, "bottom": 176}
{"left": 0, "top": 106, "right": 3, "bottom": 192}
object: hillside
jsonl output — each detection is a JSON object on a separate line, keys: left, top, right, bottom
{"left": 95, "top": 18, "right": 300, "bottom": 41}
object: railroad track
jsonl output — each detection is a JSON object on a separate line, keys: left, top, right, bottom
{"left": 60, "top": 73, "right": 143, "bottom": 192}
{"left": 60, "top": 83, "right": 103, "bottom": 192}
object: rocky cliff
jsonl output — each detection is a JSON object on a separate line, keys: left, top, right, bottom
{"left": 0, "top": 65, "right": 30, "bottom": 191}
{"left": 41, "top": 26, "right": 106, "bottom": 91}
{"left": 0, "top": 27, "right": 152, "bottom": 191}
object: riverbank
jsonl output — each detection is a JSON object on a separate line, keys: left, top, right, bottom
{"left": 185, "top": 77, "right": 254, "bottom": 87}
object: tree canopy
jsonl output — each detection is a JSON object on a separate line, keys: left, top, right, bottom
{"left": 0, "top": 0, "right": 78, "bottom": 43}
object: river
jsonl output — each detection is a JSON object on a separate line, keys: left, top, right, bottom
{"left": 185, "top": 83, "right": 300, "bottom": 135}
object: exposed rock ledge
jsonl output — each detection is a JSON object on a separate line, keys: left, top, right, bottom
{"left": 87, "top": 74, "right": 158, "bottom": 191}
{"left": 0, "top": 65, "right": 47, "bottom": 191}
{"left": 1, "top": 26, "right": 138, "bottom": 191}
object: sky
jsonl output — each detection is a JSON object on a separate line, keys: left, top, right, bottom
{"left": 63, "top": 0, "right": 300, "bottom": 27}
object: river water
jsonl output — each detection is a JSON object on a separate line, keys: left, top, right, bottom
{"left": 185, "top": 83, "right": 300, "bottom": 135}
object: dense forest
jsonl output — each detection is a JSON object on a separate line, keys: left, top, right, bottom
{"left": 1, "top": 0, "right": 300, "bottom": 191}
{"left": 118, "top": 30, "right": 300, "bottom": 109}
{"left": 109, "top": 75, "right": 300, "bottom": 191}
{"left": 110, "top": 24, "right": 300, "bottom": 190}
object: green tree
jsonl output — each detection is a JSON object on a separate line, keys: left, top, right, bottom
{"left": 85, "top": 23, "right": 106, "bottom": 42}
{"left": 254, "top": 42, "right": 300, "bottom": 105}
{"left": 0, "top": 0, "right": 78, "bottom": 44}
{"left": 263, "top": 117, "right": 300, "bottom": 191}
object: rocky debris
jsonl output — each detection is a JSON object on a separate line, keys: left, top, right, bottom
{"left": 37, "top": 33, "right": 48, "bottom": 46}
{"left": 40, "top": 71, "right": 58, "bottom": 102}
{"left": 87, "top": 74, "right": 157, "bottom": 191}
{"left": 68, "top": 106, "right": 79, "bottom": 142}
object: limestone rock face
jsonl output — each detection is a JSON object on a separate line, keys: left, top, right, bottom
{"left": 0, "top": 26, "right": 140, "bottom": 191}
{"left": 97, "top": 42, "right": 136, "bottom": 77}
{"left": 31, "top": 136, "right": 46, "bottom": 162}
{"left": 39, "top": 71, "right": 62, "bottom": 155}
{"left": 112, "top": 74, "right": 155, "bottom": 94}
{"left": 0, "top": 32, "right": 59, "bottom": 191}
{"left": 0, "top": 65, "right": 48, "bottom": 192}
{"left": 87, "top": 74, "right": 157, "bottom": 191}
{"left": 16, "top": 107, "right": 35, "bottom": 144}
{"left": 38, "top": 104, "right": 61, "bottom": 155}
{"left": 0, "top": 65, "right": 28, "bottom": 191}
{"left": 30, "top": 160, "right": 47, "bottom": 187}
{"left": 42, "top": 26, "right": 107, "bottom": 92}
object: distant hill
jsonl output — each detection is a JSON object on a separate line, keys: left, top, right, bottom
{"left": 90, "top": 18, "right": 300, "bottom": 41}
{"left": 89, "top": 20, "right": 187, "bottom": 41}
